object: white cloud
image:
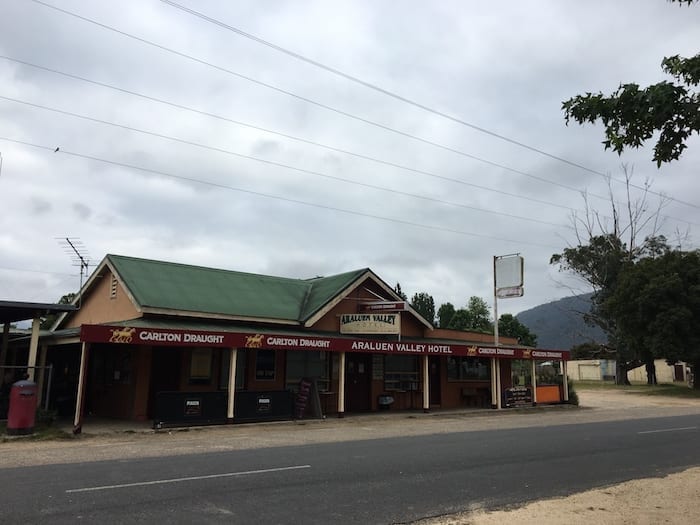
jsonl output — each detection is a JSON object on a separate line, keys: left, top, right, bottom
{"left": 0, "top": 0, "right": 698, "bottom": 320}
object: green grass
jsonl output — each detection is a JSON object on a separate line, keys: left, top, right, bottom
{"left": 626, "top": 383, "right": 700, "bottom": 398}
{"left": 574, "top": 380, "right": 700, "bottom": 398}
{"left": 572, "top": 380, "right": 620, "bottom": 390}
{"left": 1, "top": 421, "right": 74, "bottom": 442}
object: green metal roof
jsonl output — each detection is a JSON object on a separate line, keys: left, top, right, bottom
{"left": 106, "top": 254, "right": 369, "bottom": 323}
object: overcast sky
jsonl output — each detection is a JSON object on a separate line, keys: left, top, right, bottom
{"left": 1, "top": 0, "right": 698, "bottom": 320}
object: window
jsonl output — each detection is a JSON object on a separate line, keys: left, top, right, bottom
{"left": 285, "top": 351, "right": 330, "bottom": 392}
{"left": 189, "top": 348, "right": 212, "bottom": 384}
{"left": 536, "top": 361, "right": 561, "bottom": 385}
{"left": 511, "top": 359, "right": 532, "bottom": 386}
{"left": 447, "top": 357, "right": 490, "bottom": 381}
{"left": 255, "top": 349, "right": 276, "bottom": 380}
{"left": 110, "top": 275, "right": 118, "bottom": 299}
{"left": 384, "top": 355, "right": 419, "bottom": 391}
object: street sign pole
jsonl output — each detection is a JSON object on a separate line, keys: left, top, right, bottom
{"left": 492, "top": 253, "right": 524, "bottom": 410}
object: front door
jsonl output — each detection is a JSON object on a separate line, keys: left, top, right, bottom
{"left": 148, "top": 347, "right": 182, "bottom": 417}
{"left": 345, "top": 353, "right": 371, "bottom": 412}
{"left": 429, "top": 356, "right": 441, "bottom": 406}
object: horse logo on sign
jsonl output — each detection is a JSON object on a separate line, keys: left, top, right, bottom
{"left": 245, "top": 334, "right": 264, "bottom": 348}
{"left": 109, "top": 327, "right": 135, "bottom": 344}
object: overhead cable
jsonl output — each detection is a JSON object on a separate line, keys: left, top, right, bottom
{"left": 0, "top": 136, "right": 565, "bottom": 250}
{"left": 158, "top": 0, "right": 689, "bottom": 201}
{"left": 27, "top": 1, "right": 620, "bottom": 201}
{"left": 0, "top": 95, "right": 570, "bottom": 229}
{"left": 0, "top": 55, "right": 581, "bottom": 213}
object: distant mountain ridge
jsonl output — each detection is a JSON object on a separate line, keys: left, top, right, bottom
{"left": 516, "top": 293, "right": 607, "bottom": 351}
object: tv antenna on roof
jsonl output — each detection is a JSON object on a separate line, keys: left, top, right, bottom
{"left": 57, "top": 237, "right": 91, "bottom": 308}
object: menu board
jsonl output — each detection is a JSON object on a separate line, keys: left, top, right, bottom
{"left": 295, "top": 379, "right": 312, "bottom": 418}
{"left": 504, "top": 386, "right": 533, "bottom": 408}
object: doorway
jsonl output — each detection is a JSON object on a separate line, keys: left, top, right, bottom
{"left": 345, "top": 353, "right": 371, "bottom": 412}
{"left": 148, "top": 347, "right": 182, "bottom": 417}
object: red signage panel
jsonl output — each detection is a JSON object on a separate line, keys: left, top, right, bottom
{"left": 79, "top": 325, "right": 569, "bottom": 360}
{"left": 360, "top": 301, "right": 407, "bottom": 312}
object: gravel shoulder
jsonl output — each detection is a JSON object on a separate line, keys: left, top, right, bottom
{"left": 2, "top": 387, "right": 700, "bottom": 523}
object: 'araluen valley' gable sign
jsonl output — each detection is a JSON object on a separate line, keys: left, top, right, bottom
{"left": 79, "top": 324, "right": 570, "bottom": 360}
{"left": 339, "top": 313, "right": 400, "bottom": 334}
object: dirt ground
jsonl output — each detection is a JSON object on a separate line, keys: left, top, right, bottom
{"left": 2, "top": 387, "right": 700, "bottom": 524}
{"left": 418, "top": 467, "right": 700, "bottom": 525}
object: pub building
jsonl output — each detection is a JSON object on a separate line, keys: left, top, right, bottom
{"left": 3, "top": 254, "right": 570, "bottom": 432}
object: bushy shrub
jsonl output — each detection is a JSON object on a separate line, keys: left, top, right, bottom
{"left": 567, "top": 377, "right": 579, "bottom": 406}
{"left": 555, "top": 374, "right": 579, "bottom": 406}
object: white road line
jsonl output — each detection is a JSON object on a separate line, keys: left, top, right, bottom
{"left": 637, "top": 426, "right": 698, "bottom": 435}
{"left": 66, "top": 464, "right": 311, "bottom": 493}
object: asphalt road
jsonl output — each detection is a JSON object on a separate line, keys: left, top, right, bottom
{"left": 2, "top": 414, "right": 699, "bottom": 524}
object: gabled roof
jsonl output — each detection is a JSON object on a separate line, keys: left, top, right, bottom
{"left": 103, "top": 254, "right": 372, "bottom": 324}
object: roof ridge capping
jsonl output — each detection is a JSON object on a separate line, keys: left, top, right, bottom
{"left": 106, "top": 254, "right": 314, "bottom": 283}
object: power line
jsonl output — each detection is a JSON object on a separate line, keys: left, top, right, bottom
{"left": 16, "top": 2, "right": 700, "bottom": 215}
{"left": 0, "top": 136, "right": 564, "bottom": 250}
{"left": 27, "top": 0, "right": 621, "bottom": 202}
{"left": 157, "top": 0, "right": 696, "bottom": 208}
{"left": 0, "top": 266, "right": 75, "bottom": 277}
{"left": 0, "top": 95, "right": 572, "bottom": 230}
{"left": 4, "top": 89, "right": 696, "bottom": 229}
{"left": 0, "top": 55, "right": 581, "bottom": 214}
{"left": 160, "top": 0, "right": 602, "bottom": 175}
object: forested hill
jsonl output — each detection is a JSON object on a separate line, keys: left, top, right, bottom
{"left": 516, "top": 293, "right": 607, "bottom": 351}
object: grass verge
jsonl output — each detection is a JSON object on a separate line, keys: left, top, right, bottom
{"left": 574, "top": 380, "right": 700, "bottom": 398}
{"left": 1, "top": 421, "right": 74, "bottom": 442}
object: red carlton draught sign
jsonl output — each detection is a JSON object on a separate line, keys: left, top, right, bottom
{"left": 80, "top": 324, "right": 569, "bottom": 360}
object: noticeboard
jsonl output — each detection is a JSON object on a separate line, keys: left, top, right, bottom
{"left": 503, "top": 386, "right": 532, "bottom": 408}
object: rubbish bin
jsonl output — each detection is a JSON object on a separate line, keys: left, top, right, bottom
{"left": 6, "top": 380, "right": 38, "bottom": 436}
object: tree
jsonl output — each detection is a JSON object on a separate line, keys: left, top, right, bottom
{"left": 563, "top": 2, "right": 699, "bottom": 166}
{"left": 437, "top": 302, "right": 456, "bottom": 328}
{"left": 550, "top": 168, "right": 670, "bottom": 384}
{"left": 465, "top": 296, "right": 492, "bottom": 332}
{"left": 498, "top": 314, "right": 538, "bottom": 347}
{"left": 410, "top": 292, "right": 435, "bottom": 325}
{"left": 41, "top": 293, "right": 77, "bottom": 329}
{"left": 605, "top": 249, "right": 700, "bottom": 389}
{"left": 570, "top": 342, "right": 615, "bottom": 360}
{"left": 393, "top": 282, "right": 408, "bottom": 301}
{"left": 448, "top": 296, "right": 492, "bottom": 333}
{"left": 551, "top": 233, "right": 670, "bottom": 384}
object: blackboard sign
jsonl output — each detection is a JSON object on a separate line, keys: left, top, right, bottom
{"left": 503, "top": 386, "right": 533, "bottom": 408}
{"left": 295, "top": 379, "right": 312, "bottom": 418}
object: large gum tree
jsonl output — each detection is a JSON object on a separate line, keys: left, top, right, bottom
{"left": 550, "top": 168, "right": 671, "bottom": 384}
{"left": 605, "top": 250, "right": 700, "bottom": 389}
